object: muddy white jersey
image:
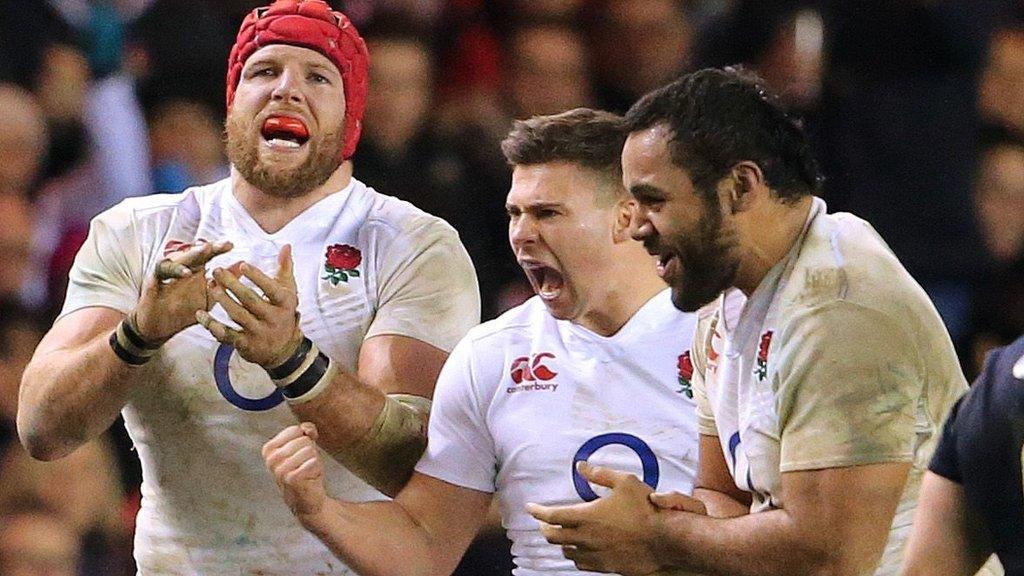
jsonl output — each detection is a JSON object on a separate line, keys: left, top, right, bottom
{"left": 60, "top": 176, "right": 480, "bottom": 575}
{"left": 690, "top": 198, "right": 967, "bottom": 575}
{"left": 416, "top": 289, "right": 699, "bottom": 575}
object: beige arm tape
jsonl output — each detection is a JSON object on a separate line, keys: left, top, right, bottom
{"left": 333, "top": 394, "right": 432, "bottom": 494}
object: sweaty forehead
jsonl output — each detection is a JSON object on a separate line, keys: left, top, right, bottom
{"left": 508, "top": 162, "right": 597, "bottom": 204}
{"left": 623, "top": 126, "right": 673, "bottom": 173}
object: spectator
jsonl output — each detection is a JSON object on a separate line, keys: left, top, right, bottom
{"left": 355, "top": 28, "right": 515, "bottom": 319}
{"left": 970, "top": 134, "right": 1024, "bottom": 373}
{"left": 0, "top": 503, "right": 80, "bottom": 576}
{"left": 0, "top": 84, "right": 46, "bottom": 307}
{"left": 586, "top": 0, "right": 693, "bottom": 112}
{"left": 0, "top": 300, "right": 45, "bottom": 446}
{"left": 0, "top": 438, "right": 132, "bottom": 575}
{"left": 816, "top": 0, "right": 1002, "bottom": 348}
{"left": 979, "top": 28, "right": 1024, "bottom": 138}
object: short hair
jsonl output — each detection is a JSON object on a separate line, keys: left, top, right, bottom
{"left": 501, "top": 108, "right": 628, "bottom": 180}
{"left": 625, "top": 67, "right": 823, "bottom": 201}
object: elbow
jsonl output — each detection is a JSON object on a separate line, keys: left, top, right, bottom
{"left": 16, "top": 407, "right": 73, "bottom": 461}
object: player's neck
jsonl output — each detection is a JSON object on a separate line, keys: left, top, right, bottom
{"left": 577, "top": 258, "right": 666, "bottom": 337}
{"left": 230, "top": 162, "right": 354, "bottom": 234}
{"left": 734, "top": 195, "right": 814, "bottom": 295}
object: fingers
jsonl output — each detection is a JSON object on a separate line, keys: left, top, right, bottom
{"left": 537, "top": 521, "right": 588, "bottom": 547}
{"left": 576, "top": 460, "right": 632, "bottom": 489}
{"left": 262, "top": 424, "right": 307, "bottom": 458}
{"left": 265, "top": 432, "right": 323, "bottom": 494}
{"left": 207, "top": 282, "right": 259, "bottom": 330}
{"left": 240, "top": 261, "right": 296, "bottom": 307}
{"left": 299, "top": 421, "right": 318, "bottom": 441}
{"left": 154, "top": 240, "right": 232, "bottom": 281}
{"left": 195, "top": 310, "right": 243, "bottom": 345}
{"left": 526, "top": 502, "right": 583, "bottom": 528}
{"left": 155, "top": 258, "right": 193, "bottom": 281}
{"left": 177, "top": 240, "right": 233, "bottom": 268}
{"left": 649, "top": 491, "right": 707, "bottom": 514}
{"left": 276, "top": 244, "right": 298, "bottom": 293}
{"left": 212, "top": 267, "right": 273, "bottom": 318}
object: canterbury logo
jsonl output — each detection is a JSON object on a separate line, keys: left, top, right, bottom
{"left": 510, "top": 352, "right": 557, "bottom": 383}
{"left": 507, "top": 353, "right": 559, "bottom": 394}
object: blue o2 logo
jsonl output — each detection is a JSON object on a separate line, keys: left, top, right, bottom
{"left": 572, "top": 433, "right": 659, "bottom": 502}
{"left": 214, "top": 343, "right": 284, "bottom": 411}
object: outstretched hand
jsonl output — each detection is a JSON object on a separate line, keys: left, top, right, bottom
{"left": 196, "top": 244, "right": 303, "bottom": 368}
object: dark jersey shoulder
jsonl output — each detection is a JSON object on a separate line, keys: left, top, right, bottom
{"left": 930, "top": 335, "right": 1024, "bottom": 572}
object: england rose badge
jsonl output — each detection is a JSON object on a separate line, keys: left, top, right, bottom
{"left": 322, "top": 244, "right": 361, "bottom": 285}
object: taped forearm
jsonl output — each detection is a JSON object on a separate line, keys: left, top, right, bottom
{"left": 329, "top": 394, "right": 431, "bottom": 497}
{"left": 266, "top": 337, "right": 433, "bottom": 496}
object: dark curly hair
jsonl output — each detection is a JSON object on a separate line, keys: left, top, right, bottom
{"left": 625, "top": 67, "right": 823, "bottom": 202}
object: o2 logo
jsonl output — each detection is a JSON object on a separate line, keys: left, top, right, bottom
{"left": 213, "top": 343, "right": 284, "bottom": 411}
{"left": 571, "top": 433, "right": 659, "bottom": 502}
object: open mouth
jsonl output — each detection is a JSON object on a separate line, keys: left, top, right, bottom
{"left": 521, "top": 261, "right": 565, "bottom": 301}
{"left": 655, "top": 252, "right": 679, "bottom": 281}
{"left": 261, "top": 116, "right": 310, "bottom": 149}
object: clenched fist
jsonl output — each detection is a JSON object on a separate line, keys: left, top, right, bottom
{"left": 263, "top": 422, "right": 328, "bottom": 523}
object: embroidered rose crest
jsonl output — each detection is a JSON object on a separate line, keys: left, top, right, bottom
{"left": 677, "top": 350, "right": 694, "bottom": 398}
{"left": 755, "top": 330, "right": 773, "bottom": 381}
{"left": 322, "top": 244, "right": 361, "bottom": 285}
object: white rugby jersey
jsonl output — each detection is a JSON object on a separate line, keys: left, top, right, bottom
{"left": 691, "top": 198, "right": 966, "bottom": 575}
{"left": 416, "top": 289, "right": 700, "bottom": 576}
{"left": 61, "top": 176, "right": 480, "bottom": 575}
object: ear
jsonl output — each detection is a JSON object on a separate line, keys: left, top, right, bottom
{"left": 612, "top": 198, "right": 636, "bottom": 243}
{"left": 721, "top": 161, "right": 766, "bottom": 214}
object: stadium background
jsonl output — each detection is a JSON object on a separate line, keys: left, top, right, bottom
{"left": 0, "top": 0, "right": 1022, "bottom": 573}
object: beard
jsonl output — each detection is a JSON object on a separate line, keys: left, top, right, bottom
{"left": 666, "top": 198, "right": 741, "bottom": 312}
{"left": 225, "top": 111, "right": 345, "bottom": 198}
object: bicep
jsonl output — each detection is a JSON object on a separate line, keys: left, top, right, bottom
{"left": 395, "top": 472, "right": 493, "bottom": 575}
{"left": 357, "top": 334, "right": 448, "bottom": 398}
{"left": 781, "top": 461, "right": 911, "bottom": 573}
{"left": 902, "top": 471, "right": 993, "bottom": 576}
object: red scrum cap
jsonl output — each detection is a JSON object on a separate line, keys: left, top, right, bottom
{"left": 226, "top": 0, "right": 370, "bottom": 159}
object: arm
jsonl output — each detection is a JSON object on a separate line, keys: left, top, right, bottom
{"left": 690, "top": 434, "right": 751, "bottom": 518}
{"left": 289, "top": 333, "right": 448, "bottom": 496}
{"left": 263, "top": 423, "right": 492, "bottom": 576}
{"left": 18, "top": 307, "right": 131, "bottom": 460}
{"left": 199, "top": 232, "right": 478, "bottom": 496}
{"left": 18, "top": 241, "right": 231, "bottom": 460}
{"left": 650, "top": 461, "right": 911, "bottom": 576}
{"left": 901, "top": 471, "right": 992, "bottom": 576}
{"left": 531, "top": 460, "right": 910, "bottom": 576}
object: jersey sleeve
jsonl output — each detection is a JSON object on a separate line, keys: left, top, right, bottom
{"left": 414, "top": 336, "right": 497, "bottom": 492}
{"left": 776, "top": 302, "right": 921, "bottom": 472}
{"left": 690, "top": 315, "right": 718, "bottom": 436}
{"left": 366, "top": 218, "right": 480, "bottom": 352}
{"left": 928, "top": 394, "right": 965, "bottom": 483}
{"left": 58, "top": 204, "right": 145, "bottom": 319}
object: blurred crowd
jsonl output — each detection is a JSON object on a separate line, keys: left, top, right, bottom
{"left": 1, "top": 0, "right": 1023, "bottom": 574}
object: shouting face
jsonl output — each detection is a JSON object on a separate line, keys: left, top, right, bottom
{"left": 506, "top": 162, "right": 625, "bottom": 323}
{"left": 226, "top": 44, "right": 347, "bottom": 198}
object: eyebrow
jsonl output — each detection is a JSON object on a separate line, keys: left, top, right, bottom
{"left": 505, "top": 201, "right": 565, "bottom": 212}
{"left": 629, "top": 183, "right": 665, "bottom": 198}
{"left": 243, "top": 58, "right": 339, "bottom": 77}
